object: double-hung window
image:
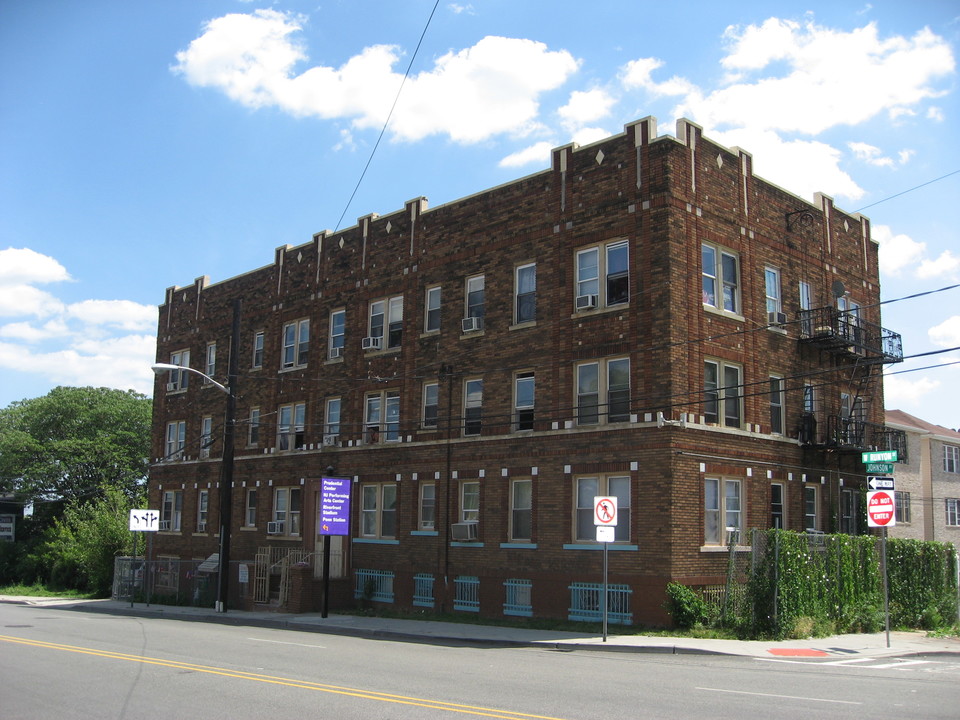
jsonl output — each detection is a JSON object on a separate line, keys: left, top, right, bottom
{"left": 799, "top": 281, "right": 813, "bottom": 335}
{"left": 366, "top": 296, "right": 403, "bottom": 350}
{"left": 324, "top": 397, "right": 341, "bottom": 443}
{"left": 764, "top": 267, "right": 781, "bottom": 318}
{"left": 895, "top": 491, "right": 911, "bottom": 524}
{"left": 463, "top": 379, "right": 483, "bottom": 436}
{"left": 329, "top": 309, "right": 345, "bottom": 359}
{"left": 199, "top": 416, "right": 212, "bottom": 458}
{"left": 576, "top": 357, "right": 630, "bottom": 425}
{"left": 946, "top": 499, "right": 960, "bottom": 526}
{"left": 701, "top": 243, "right": 740, "bottom": 314}
{"left": 769, "top": 376, "right": 784, "bottom": 435}
{"left": 514, "top": 372, "right": 535, "bottom": 431}
{"left": 770, "top": 483, "right": 785, "bottom": 529}
{"left": 461, "top": 481, "right": 480, "bottom": 523}
{"left": 365, "top": 391, "right": 400, "bottom": 443}
{"left": 245, "top": 488, "right": 258, "bottom": 527}
{"left": 704, "top": 360, "right": 742, "bottom": 428}
{"left": 575, "top": 475, "right": 630, "bottom": 542}
{"left": 464, "top": 275, "right": 485, "bottom": 330}
{"left": 804, "top": 486, "right": 818, "bottom": 531}
{"left": 704, "top": 477, "right": 741, "bottom": 545}
{"left": 273, "top": 487, "right": 301, "bottom": 536}
{"left": 511, "top": 478, "right": 532, "bottom": 542}
{"left": 575, "top": 240, "right": 629, "bottom": 309}
{"left": 248, "top": 408, "right": 260, "bottom": 446}
{"left": 161, "top": 490, "right": 182, "bottom": 531}
{"left": 166, "top": 350, "right": 190, "bottom": 391}
{"left": 515, "top": 263, "right": 536, "bottom": 324}
{"left": 196, "top": 489, "right": 208, "bottom": 532}
{"left": 422, "top": 382, "right": 439, "bottom": 429}
{"left": 425, "top": 286, "right": 441, "bottom": 333}
{"left": 944, "top": 445, "right": 960, "bottom": 473}
{"left": 252, "top": 331, "right": 264, "bottom": 369}
{"left": 419, "top": 483, "right": 436, "bottom": 531}
{"left": 165, "top": 421, "right": 185, "bottom": 460}
{"left": 205, "top": 342, "right": 216, "bottom": 381}
{"left": 361, "top": 483, "right": 397, "bottom": 539}
{"left": 277, "top": 402, "right": 306, "bottom": 451}
{"left": 282, "top": 319, "right": 309, "bottom": 368}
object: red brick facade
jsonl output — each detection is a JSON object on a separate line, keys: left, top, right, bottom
{"left": 148, "top": 116, "right": 900, "bottom": 626}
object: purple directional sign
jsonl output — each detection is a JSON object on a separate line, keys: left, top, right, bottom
{"left": 319, "top": 476, "right": 351, "bottom": 536}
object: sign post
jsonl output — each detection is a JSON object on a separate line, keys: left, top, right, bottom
{"left": 319, "top": 477, "right": 352, "bottom": 618}
{"left": 594, "top": 496, "right": 617, "bottom": 642}
{"left": 128, "top": 510, "right": 160, "bottom": 607}
{"left": 866, "top": 489, "right": 896, "bottom": 648}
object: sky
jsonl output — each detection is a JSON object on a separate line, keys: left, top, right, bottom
{"left": 1, "top": 1, "right": 958, "bottom": 429}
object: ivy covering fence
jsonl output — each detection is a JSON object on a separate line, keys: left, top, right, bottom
{"left": 668, "top": 529, "right": 959, "bottom": 639}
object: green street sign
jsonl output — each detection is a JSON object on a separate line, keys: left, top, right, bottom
{"left": 862, "top": 450, "right": 898, "bottom": 463}
{"left": 866, "top": 462, "right": 895, "bottom": 474}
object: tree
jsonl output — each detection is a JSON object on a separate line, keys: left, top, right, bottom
{"left": 0, "top": 387, "right": 152, "bottom": 506}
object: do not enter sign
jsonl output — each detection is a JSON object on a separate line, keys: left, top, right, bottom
{"left": 867, "top": 490, "right": 897, "bottom": 528}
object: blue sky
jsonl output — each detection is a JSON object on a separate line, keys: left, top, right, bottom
{"left": 1, "top": 1, "right": 958, "bottom": 428}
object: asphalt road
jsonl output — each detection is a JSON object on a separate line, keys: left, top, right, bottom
{"left": 1, "top": 603, "right": 958, "bottom": 719}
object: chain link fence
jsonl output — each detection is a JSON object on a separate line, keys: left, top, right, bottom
{"left": 112, "top": 557, "right": 255, "bottom": 609}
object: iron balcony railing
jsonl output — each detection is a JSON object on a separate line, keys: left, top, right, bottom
{"left": 797, "top": 307, "right": 903, "bottom": 363}
{"left": 800, "top": 414, "right": 907, "bottom": 456}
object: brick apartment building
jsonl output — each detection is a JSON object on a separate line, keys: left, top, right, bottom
{"left": 148, "top": 116, "right": 904, "bottom": 625}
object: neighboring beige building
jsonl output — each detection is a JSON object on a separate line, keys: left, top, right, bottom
{"left": 885, "top": 410, "right": 960, "bottom": 551}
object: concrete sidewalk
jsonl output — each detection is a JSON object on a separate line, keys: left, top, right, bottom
{"left": 3, "top": 594, "right": 959, "bottom": 660}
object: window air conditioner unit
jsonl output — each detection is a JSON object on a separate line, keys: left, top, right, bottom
{"left": 451, "top": 522, "right": 479, "bottom": 541}
{"left": 322, "top": 435, "right": 339, "bottom": 447}
{"left": 461, "top": 317, "right": 483, "bottom": 333}
{"left": 266, "top": 521, "right": 284, "bottom": 535}
{"left": 166, "top": 382, "right": 178, "bottom": 392}
{"left": 329, "top": 346, "right": 343, "bottom": 358}
{"left": 197, "top": 522, "right": 207, "bottom": 533}
{"left": 362, "top": 336, "right": 382, "bottom": 351}
{"left": 767, "top": 311, "right": 787, "bottom": 326}
{"left": 158, "top": 520, "right": 171, "bottom": 531}
{"left": 575, "top": 294, "right": 598, "bottom": 311}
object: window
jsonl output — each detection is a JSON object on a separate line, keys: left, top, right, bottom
{"left": 252, "top": 331, "right": 264, "bottom": 369}
{"left": 245, "top": 488, "right": 257, "bottom": 527}
{"left": 425, "top": 286, "right": 441, "bottom": 333}
{"left": 361, "top": 483, "right": 397, "bottom": 538}
{"left": 764, "top": 267, "right": 781, "bottom": 315}
{"left": 165, "top": 421, "right": 185, "bottom": 460}
{"left": 282, "top": 319, "right": 309, "bottom": 368}
{"left": 273, "top": 487, "right": 301, "bottom": 536}
{"left": 840, "top": 488, "right": 858, "bottom": 534}
{"left": 799, "top": 281, "right": 813, "bottom": 335}
{"left": 770, "top": 483, "right": 785, "bottom": 529}
{"left": 161, "top": 490, "right": 182, "bottom": 531}
{"left": 576, "top": 357, "right": 630, "bottom": 425}
{"left": 704, "top": 360, "right": 742, "bottom": 427}
{"left": 324, "top": 397, "right": 341, "bottom": 442}
{"left": 515, "top": 263, "right": 536, "bottom": 324}
{"left": 946, "top": 498, "right": 960, "bottom": 526}
{"left": 277, "top": 402, "right": 306, "bottom": 451}
{"left": 329, "top": 309, "right": 345, "bottom": 359}
{"left": 463, "top": 378, "right": 483, "bottom": 436}
{"left": 365, "top": 391, "right": 400, "bottom": 442}
{"left": 199, "top": 416, "right": 212, "bottom": 458}
{"left": 422, "top": 382, "right": 439, "bottom": 429}
{"left": 704, "top": 477, "right": 741, "bottom": 545}
{"left": 166, "top": 350, "right": 190, "bottom": 391}
{"left": 514, "top": 372, "right": 535, "bottom": 431}
{"left": 465, "top": 275, "right": 485, "bottom": 328}
{"left": 576, "top": 475, "right": 630, "bottom": 542}
{"left": 944, "top": 445, "right": 960, "bottom": 473}
{"left": 511, "top": 478, "right": 532, "bottom": 542}
{"left": 769, "top": 376, "right": 784, "bottom": 435}
{"left": 248, "top": 408, "right": 260, "bottom": 446}
{"left": 205, "top": 342, "right": 216, "bottom": 381}
{"left": 804, "top": 486, "right": 818, "bottom": 531}
{"left": 837, "top": 296, "right": 861, "bottom": 342}
{"left": 366, "top": 296, "right": 403, "bottom": 350}
{"left": 895, "top": 491, "right": 911, "bottom": 524}
{"left": 461, "top": 481, "right": 480, "bottom": 523}
{"left": 701, "top": 243, "right": 739, "bottom": 314}
{"left": 574, "top": 240, "right": 629, "bottom": 309}
{"left": 419, "top": 483, "right": 436, "bottom": 530}
{"left": 196, "top": 489, "right": 208, "bottom": 532}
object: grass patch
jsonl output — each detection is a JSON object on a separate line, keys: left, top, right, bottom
{"left": 0, "top": 582, "right": 96, "bottom": 599}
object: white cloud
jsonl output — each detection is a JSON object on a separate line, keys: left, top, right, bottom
{"left": 927, "top": 106, "right": 945, "bottom": 121}
{"left": 499, "top": 141, "right": 553, "bottom": 168}
{"left": 571, "top": 127, "right": 612, "bottom": 147}
{"left": 848, "top": 141, "right": 894, "bottom": 167}
{"left": 174, "top": 11, "right": 579, "bottom": 144}
{"left": 559, "top": 89, "right": 616, "bottom": 128}
{"left": 872, "top": 224, "right": 926, "bottom": 277}
{"left": 883, "top": 371, "right": 940, "bottom": 406}
{"left": 929, "top": 316, "right": 960, "bottom": 347}
{"left": 916, "top": 249, "right": 960, "bottom": 280}
{"left": 0, "top": 247, "right": 71, "bottom": 285}
{"left": 67, "top": 299, "right": 157, "bottom": 332}
{"left": 448, "top": 3, "right": 476, "bottom": 15}
{"left": 897, "top": 149, "right": 914, "bottom": 164}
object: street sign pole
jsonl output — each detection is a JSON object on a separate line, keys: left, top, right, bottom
{"left": 602, "top": 540, "right": 609, "bottom": 643}
{"left": 882, "top": 527, "right": 890, "bottom": 648}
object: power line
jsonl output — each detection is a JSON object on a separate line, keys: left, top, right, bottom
{"left": 856, "top": 169, "right": 960, "bottom": 213}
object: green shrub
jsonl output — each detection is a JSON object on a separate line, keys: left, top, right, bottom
{"left": 665, "top": 582, "right": 715, "bottom": 628}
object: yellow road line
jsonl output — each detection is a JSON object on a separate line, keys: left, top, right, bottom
{"left": 0, "top": 634, "right": 568, "bottom": 720}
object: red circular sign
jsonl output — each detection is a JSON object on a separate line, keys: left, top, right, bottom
{"left": 867, "top": 490, "right": 895, "bottom": 527}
